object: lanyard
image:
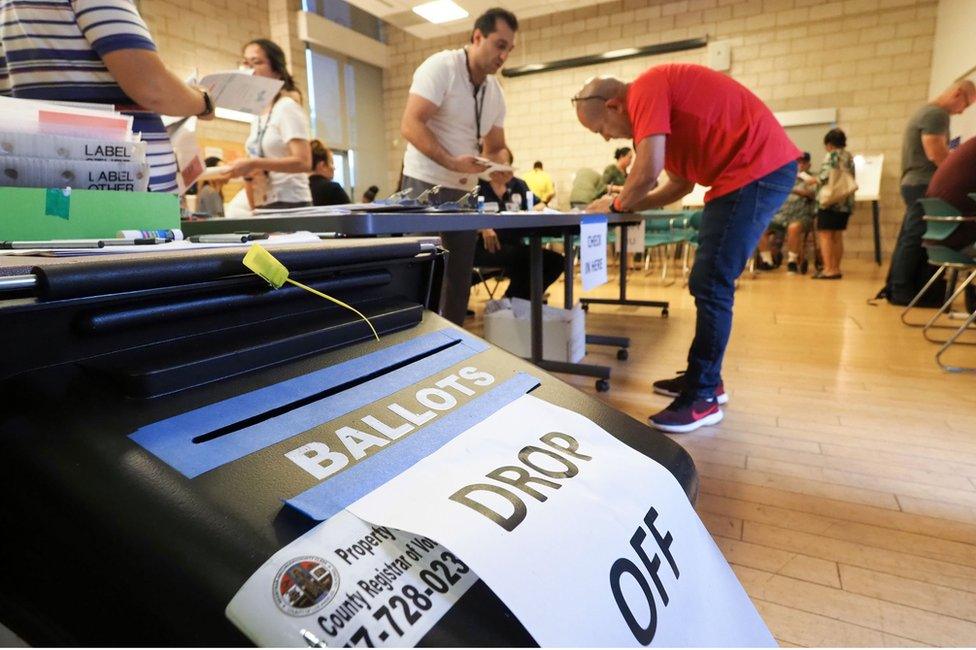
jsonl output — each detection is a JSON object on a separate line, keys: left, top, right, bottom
{"left": 254, "top": 97, "right": 280, "bottom": 158}
{"left": 254, "top": 113, "right": 271, "bottom": 158}
{"left": 464, "top": 48, "right": 486, "bottom": 150}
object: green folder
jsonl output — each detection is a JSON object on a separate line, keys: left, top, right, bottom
{"left": 0, "top": 187, "right": 179, "bottom": 240}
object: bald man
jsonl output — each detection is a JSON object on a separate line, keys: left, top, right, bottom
{"left": 573, "top": 63, "right": 800, "bottom": 433}
{"left": 885, "top": 79, "right": 976, "bottom": 303}
{"left": 900, "top": 80, "right": 975, "bottom": 208}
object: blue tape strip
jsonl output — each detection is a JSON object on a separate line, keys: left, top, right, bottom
{"left": 580, "top": 214, "right": 608, "bottom": 226}
{"left": 130, "top": 329, "right": 489, "bottom": 478}
{"left": 285, "top": 372, "right": 541, "bottom": 521}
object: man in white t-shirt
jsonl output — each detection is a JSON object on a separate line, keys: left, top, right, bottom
{"left": 400, "top": 7, "right": 517, "bottom": 325}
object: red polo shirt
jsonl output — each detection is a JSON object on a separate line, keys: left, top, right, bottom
{"left": 627, "top": 63, "right": 800, "bottom": 202}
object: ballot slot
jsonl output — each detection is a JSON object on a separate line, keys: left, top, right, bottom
{"left": 191, "top": 333, "right": 465, "bottom": 444}
{"left": 129, "top": 329, "right": 491, "bottom": 479}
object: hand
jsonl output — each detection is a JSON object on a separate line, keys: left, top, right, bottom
{"left": 532, "top": 202, "right": 545, "bottom": 212}
{"left": 586, "top": 196, "right": 613, "bottom": 213}
{"left": 481, "top": 228, "right": 501, "bottom": 253}
{"left": 228, "top": 158, "right": 259, "bottom": 179}
{"left": 450, "top": 155, "right": 490, "bottom": 174}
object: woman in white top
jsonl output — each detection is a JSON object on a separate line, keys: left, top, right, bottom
{"left": 228, "top": 38, "right": 312, "bottom": 209}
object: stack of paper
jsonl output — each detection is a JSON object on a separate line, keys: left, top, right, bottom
{"left": 0, "top": 97, "right": 149, "bottom": 191}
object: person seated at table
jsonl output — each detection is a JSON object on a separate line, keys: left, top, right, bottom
{"left": 602, "top": 146, "right": 632, "bottom": 195}
{"left": 569, "top": 168, "right": 608, "bottom": 209}
{"left": 309, "top": 139, "right": 351, "bottom": 206}
{"left": 756, "top": 152, "right": 816, "bottom": 273}
{"left": 195, "top": 156, "right": 227, "bottom": 218}
{"left": 524, "top": 160, "right": 556, "bottom": 206}
{"left": 473, "top": 148, "right": 564, "bottom": 301}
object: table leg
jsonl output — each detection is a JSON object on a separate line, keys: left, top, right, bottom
{"left": 872, "top": 200, "right": 882, "bottom": 266}
{"left": 580, "top": 221, "right": 669, "bottom": 315}
{"left": 530, "top": 233, "right": 543, "bottom": 363}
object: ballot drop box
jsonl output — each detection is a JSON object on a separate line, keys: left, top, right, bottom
{"left": 0, "top": 239, "right": 773, "bottom": 647}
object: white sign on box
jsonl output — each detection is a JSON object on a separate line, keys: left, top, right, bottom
{"left": 226, "top": 510, "right": 477, "bottom": 647}
{"left": 580, "top": 214, "right": 608, "bottom": 291}
{"left": 347, "top": 395, "right": 775, "bottom": 647}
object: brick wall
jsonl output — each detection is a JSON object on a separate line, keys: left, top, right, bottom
{"left": 382, "top": 0, "right": 939, "bottom": 259}
{"left": 139, "top": 0, "right": 273, "bottom": 145}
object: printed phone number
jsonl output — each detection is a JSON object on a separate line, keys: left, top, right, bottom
{"left": 322, "top": 551, "right": 469, "bottom": 647}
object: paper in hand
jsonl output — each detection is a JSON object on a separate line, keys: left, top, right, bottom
{"left": 200, "top": 71, "right": 283, "bottom": 115}
{"left": 475, "top": 156, "right": 515, "bottom": 174}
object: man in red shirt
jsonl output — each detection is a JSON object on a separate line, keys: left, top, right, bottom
{"left": 574, "top": 63, "right": 800, "bottom": 433}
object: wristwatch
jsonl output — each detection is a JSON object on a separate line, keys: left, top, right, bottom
{"left": 197, "top": 90, "right": 214, "bottom": 118}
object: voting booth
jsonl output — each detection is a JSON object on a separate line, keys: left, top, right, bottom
{"left": 0, "top": 240, "right": 770, "bottom": 646}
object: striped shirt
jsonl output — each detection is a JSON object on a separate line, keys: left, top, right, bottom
{"left": 0, "top": 0, "right": 177, "bottom": 192}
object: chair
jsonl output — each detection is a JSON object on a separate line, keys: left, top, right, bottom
{"left": 935, "top": 274, "right": 976, "bottom": 372}
{"left": 900, "top": 198, "right": 973, "bottom": 327}
{"left": 472, "top": 266, "right": 506, "bottom": 300}
{"left": 680, "top": 210, "right": 703, "bottom": 285}
{"left": 641, "top": 212, "right": 696, "bottom": 285}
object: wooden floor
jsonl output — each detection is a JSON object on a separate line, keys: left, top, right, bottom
{"left": 466, "top": 256, "right": 976, "bottom": 647}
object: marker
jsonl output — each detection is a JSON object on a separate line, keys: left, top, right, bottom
{"left": 0, "top": 239, "right": 104, "bottom": 249}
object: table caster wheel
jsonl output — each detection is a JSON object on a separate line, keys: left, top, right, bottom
{"left": 616, "top": 348, "right": 629, "bottom": 361}
{"left": 596, "top": 379, "right": 610, "bottom": 392}
{"left": 661, "top": 308, "right": 669, "bottom": 318}
{"left": 581, "top": 303, "right": 589, "bottom": 311}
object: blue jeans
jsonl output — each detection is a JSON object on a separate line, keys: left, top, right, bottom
{"left": 884, "top": 184, "right": 929, "bottom": 302}
{"left": 685, "top": 161, "right": 797, "bottom": 399}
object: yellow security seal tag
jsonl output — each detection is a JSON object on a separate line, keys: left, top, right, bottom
{"left": 243, "top": 243, "right": 379, "bottom": 341}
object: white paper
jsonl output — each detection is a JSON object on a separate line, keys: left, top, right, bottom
{"left": 167, "top": 116, "right": 202, "bottom": 194}
{"left": 0, "top": 96, "right": 133, "bottom": 141}
{"left": 615, "top": 219, "right": 646, "bottom": 254}
{"left": 474, "top": 157, "right": 514, "bottom": 174}
{"left": 225, "top": 510, "right": 478, "bottom": 647}
{"left": 200, "top": 71, "right": 284, "bottom": 115}
{"left": 580, "top": 215, "right": 608, "bottom": 290}
{"left": 196, "top": 164, "right": 232, "bottom": 182}
{"left": 348, "top": 396, "right": 775, "bottom": 647}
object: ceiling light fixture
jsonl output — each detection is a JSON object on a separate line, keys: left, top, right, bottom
{"left": 412, "top": 0, "right": 469, "bottom": 24}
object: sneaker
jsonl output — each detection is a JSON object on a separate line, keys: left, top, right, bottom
{"left": 652, "top": 371, "right": 729, "bottom": 404}
{"left": 787, "top": 261, "right": 798, "bottom": 274}
{"left": 649, "top": 396, "right": 724, "bottom": 433}
{"left": 756, "top": 259, "right": 775, "bottom": 271}
{"left": 799, "top": 259, "right": 809, "bottom": 275}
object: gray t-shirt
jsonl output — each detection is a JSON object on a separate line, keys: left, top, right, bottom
{"left": 901, "top": 103, "right": 950, "bottom": 186}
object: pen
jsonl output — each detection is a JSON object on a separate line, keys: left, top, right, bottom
{"left": 188, "top": 234, "right": 248, "bottom": 243}
{"left": 0, "top": 239, "right": 104, "bottom": 249}
{"left": 234, "top": 231, "right": 269, "bottom": 240}
{"left": 100, "top": 237, "right": 169, "bottom": 246}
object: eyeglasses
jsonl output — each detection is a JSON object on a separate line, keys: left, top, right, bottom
{"left": 570, "top": 94, "right": 609, "bottom": 107}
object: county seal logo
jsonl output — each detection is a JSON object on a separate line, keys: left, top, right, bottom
{"left": 272, "top": 555, "right": 340, "bottom": 616}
